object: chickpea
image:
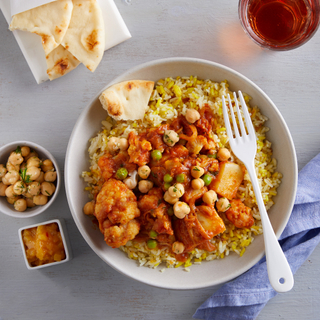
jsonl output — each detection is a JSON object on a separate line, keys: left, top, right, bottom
{"left": 27, "top": 157, "right": 41, "bottom": 168}
{"left": 14, "top": 198, "right": 27, "bottom": 212}
{"left": 35, "top": 171, "right": 45, "bottom": 183}
{"left": 0, "top": 182, "right": 8, "bottom": 196}
{"left": 107, "top": 137, "right": 120, "bottom": 153}
{"left": 0, "top": 164, "right": 7, "bottom": 179}
{"left": 6, "top": 161, "right": 19, "bottom": 172}
{"left": 5, "top": 185, "right": 15, "bottom": 198}
{"left": 21, "top": 146, "right": 30, "bottom": 158}
{"left": 191, "top": 178, "right": 205, "bottom": 190}
{"left": 44, "top": 171, "right": 57, "bottom": 182}
{"left": 185, "top": 108, "right": 200, "bottom": 124}
{"left": 83, "top": 201, "right": 95, "bottom": 215}
{"left": 119, "top": 138, "right": 129, "bottom": 151}
{"left": 163, "top": 130, "right": 179, "bottom": 147}
{"left": 27, "top": 181, "right": 41, "bottom": 196}
{"left": 138, "top": 180, "right": 153, "bottom": 193}
{"left": 168, "top": 183, "right": 185, "bottom": 198}
{"left": 41, "top": 182, "right": 56, "bottom": 196}
{"left": 202, "top": 190, "right": 218, "bottom": 205}
{"left": 1, "top": 176, "right": 10, "bottom": 185}
{"left": 124, "top": 171, "right": 138, "bottom": 190}
{"left": 13, "top": 181, "right": 27, "bottom": 195}
{"left": 216, "top": 197, "right": 231, "bottom": 212}
{"left": 33, "top": 194, "right": 48, "bottom": 206}
{"left": 4, "top": 170, "right": 20, "bottom": 185}
{"left": 26, "top": 198, "right": 36, "bottom": 208}
{"left": 8, "top": 151, "right": 24, "bottom": 165}
{"left": 41, "top": 159, "right": 54, "bottom": 172}
{"left": 7, "top": 195, "right": 20, "bottom": 205}
{"left": 172, "top": 241, "right": 185, "bottom": 254}
{"left": 24, "top": 150, "right": 38, "bottom": 161}
{"left": 163, "top": 191, "right": 179, "bottom": 205}
{"left": 217, "top": 148, "right": 231, "bottom": 162}
{"left": 191, "top": 166, "right": 205, "bottom": 179}
{"left": 138, "top": 165, "right": 151, "bottom": 179}
{"left": 26, "top": 166, "right": 41, "bottom": 181}
{"left": 23, "top": 191, "right": 34, "bottom": 199}
{"left": 173, "top": 201, "right": 190, "bottom": 219}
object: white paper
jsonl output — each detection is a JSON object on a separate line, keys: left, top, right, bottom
{"left": 11, "top": 0, "right": 57, "bottom": 16}
{"left": 0, "top": 0, "right": 131, "bottom": 84}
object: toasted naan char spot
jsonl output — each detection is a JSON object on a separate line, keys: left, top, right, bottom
{"left": 61, "top": 0, "right": 105, "bottom": 72}
{"left": 46, "top": 45, "right": 80, "bottom": 81}
{"left": 99, "top": 80, "right": 155, "bottom": 121}
{"left": 86, "top": 30, "right": 99, "bottom": 51}
{"left": 9, "top": 0, "right": 73, "bottom": 55}
{"left": 55, "top": 26, "right": 62, "bottom": 35}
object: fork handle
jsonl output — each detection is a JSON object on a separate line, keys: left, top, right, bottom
{"left": 246, "top": 162, "right": 294, "bottom": 293}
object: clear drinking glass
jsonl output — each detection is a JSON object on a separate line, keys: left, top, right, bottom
{"left": 239, "top": 0, "right": 320, "bottom": 50}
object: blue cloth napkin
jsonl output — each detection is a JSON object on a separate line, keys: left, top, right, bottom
{"left": 193, "top": 152, "right": 320, "bottom": 320}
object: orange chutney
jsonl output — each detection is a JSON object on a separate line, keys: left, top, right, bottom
{"left": 22, "top": 223, "right": 66, "bottom": 267}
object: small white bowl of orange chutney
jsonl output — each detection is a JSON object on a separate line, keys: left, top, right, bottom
{"left": 18, "top": 219, "right": 72, "bottom": 270}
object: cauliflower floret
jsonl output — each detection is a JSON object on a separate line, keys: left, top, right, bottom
{"left": 94, "top": 179, "right": 140, "bottom": 248}
{"left": 225, "top": 199, "right": 254, "bottom": 228}
{"left": 103, "top": 219, "right": 140, "bottom": 248}
{"left": 95, "top": 179, "right": 140, "bottom": 225}
{"left": 186, "top": 135, "right": 207, "bottom": 155}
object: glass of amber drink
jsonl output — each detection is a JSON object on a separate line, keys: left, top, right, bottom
{"left": 239, "top": 0, "right": 320, "bottom": 50}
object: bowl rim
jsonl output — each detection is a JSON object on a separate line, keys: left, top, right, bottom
{"left": 65, "top": 57, "right": 298, "bottom": 289}
{"left": 0, "top": 140, "right": 61, "bottom": 218}
{"left": 18, "top": 218, "right": 71, "bottom": 270}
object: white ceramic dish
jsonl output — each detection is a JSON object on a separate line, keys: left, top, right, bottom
{"left": 0, "top": 141, "right": 61, "bottom": 218}
{"left": 65, "top": 57, "right": 297, "bottom": 289}
{"left": 18, "top": 219, "right": 72, "bottom": 270}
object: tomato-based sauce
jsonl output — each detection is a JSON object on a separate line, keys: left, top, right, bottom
{"left": 91, "top": 104, "right": 254, "bottom": 258}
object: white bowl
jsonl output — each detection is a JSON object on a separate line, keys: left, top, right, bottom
{"left": 18, "top": 218, "right": 72, "bottom": 270}
{"left": 65, "top": 57, "right": 297, "bottom": 289}
{"left": 0, "top": 141, "right": 61, "bottom": 218}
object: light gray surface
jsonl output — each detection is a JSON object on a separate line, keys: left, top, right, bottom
{"left": 0, "top": 1, "right": 320, "bottom": 319}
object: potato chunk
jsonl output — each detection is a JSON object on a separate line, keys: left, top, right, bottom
{"left": 196, "top": 205, "right": 225, "bottom": 236}
{"left": 210, "top": 161, "right": 243, "bottom": 199}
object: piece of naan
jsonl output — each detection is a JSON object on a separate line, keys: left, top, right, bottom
{"left": 9, "top": 0, "right": 73, "bottom": 55}
{"left": 61, "top": 0, "right": 105, "bottom": 72}
{"left": 99, "top": 80, "right": 155, "bottom": 121}
{"left": 46, "top": 45, "right": 80, "bottom": 80}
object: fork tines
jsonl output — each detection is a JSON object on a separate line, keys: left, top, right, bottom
{"left": 222, "top": 91, "right": 255, "bottom": 140}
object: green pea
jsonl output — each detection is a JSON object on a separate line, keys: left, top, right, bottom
{"left": 149, "top": 230, "right": 158, "bottom": 239}
{"left": 207, "top": 154, "right": 217, "bottom": 158}
{"left": 167, "top": 207, "right": 174, "bottom": 216}
{"left": 147, "top": 239, "right": 157, "bottom": 249}
{"left": 202, "top": 173, "right": 213, "bottom": 186}
{"left": 164, "top": 174, "right": 173, "bottom": 183}
{"left": 116, "top": 168, "right": 128, "bottom": 180}
{"left": 151, "top": 150, "right": 162, "bottom": 161}
{"left": 178, "top": 139, "right": 187, "bottom": 146}
{"left": 176, "top": 173, "right": 185, "bottom": 183}
{"left": 164, "top": 182, "right": 171, "bottom": 190}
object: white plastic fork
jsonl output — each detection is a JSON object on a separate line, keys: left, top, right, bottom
{"left": 222, "top": 91, "right": 294, "bottom": 293}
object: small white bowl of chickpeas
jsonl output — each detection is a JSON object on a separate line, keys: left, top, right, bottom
{"left": 0, "top": 141, "right": 61, "bottom": 218}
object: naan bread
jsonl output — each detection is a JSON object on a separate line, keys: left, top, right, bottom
{"left": 9, "top": 0, "right": 73, "bottom": 55}
{"left": 99, "top": 80, "right": 155, "bottom": 121}
{"left": 61, "top": 0, "right": 105, "bottom": 72}
{"left": 46, "top": 45, "right": 80, "bottom": 80}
